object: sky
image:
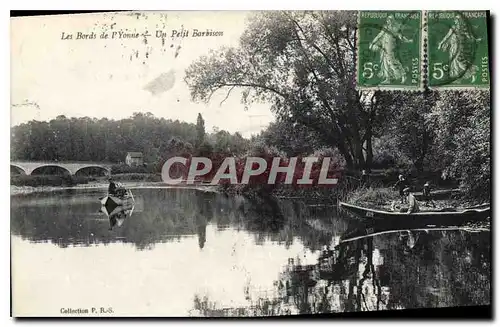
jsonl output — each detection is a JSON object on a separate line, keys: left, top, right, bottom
{"left": 10, "top": 11, "right": 275, "bottom": 137}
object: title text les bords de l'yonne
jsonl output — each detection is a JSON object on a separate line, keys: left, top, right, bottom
{"left": 61, "top": 29, "right": 224, "bottom": 40}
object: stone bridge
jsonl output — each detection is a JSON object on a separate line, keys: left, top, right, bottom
{"left": 11, "top": 161, "right": 113, "bottom": 176}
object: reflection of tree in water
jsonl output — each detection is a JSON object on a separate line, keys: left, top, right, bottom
{"left": 192, "top": 293, "right": 287, "bottom": 317}
{"left": 384, "top": 231, "right": 490, "bottom": 309}
{"left": 190, "top": 230, "right": 490, "bottom": 317}
{"left": 239, "top": 195, "right": 286, "bottom": 233}
{"left": 196, "top": 215, "right": 207, "bottom": 249}
{"left": 11, "top": 189, "right": 347, "bottom": 252}
{"left": 11, "top": 189, "right": 211, "bottom": 250}
{"left": 232, "top": 197, "right": 347, "bottom": 251}
{"left": 113, "top": 189, "right": 215, "bottom": 250}
{"left": 11, "top": 199, "right": 116, "bottom": 248}
{"left": 318, "top": 231, "right": 488, "bottom": 313}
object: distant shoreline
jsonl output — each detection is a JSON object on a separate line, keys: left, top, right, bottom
{"left": 10, "top": 182, "right": 219, "bottom": 196}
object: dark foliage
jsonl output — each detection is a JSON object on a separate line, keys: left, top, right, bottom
{"left": 11, "top": 175, "right": 91, "bottom": 187}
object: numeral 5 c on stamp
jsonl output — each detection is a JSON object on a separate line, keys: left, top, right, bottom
{"left": 427, "top": 11, "right": 490, "bottom": 89}
{"left": 356, "top": 11, "right": 423, "bottom": 90}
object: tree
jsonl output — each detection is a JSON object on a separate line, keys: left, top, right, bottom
{"left": 185, "top": 11, "right": 388, "bottom": 170}
{"left": 10, "top": 113, "right": 243, "bottom": 168}
{"left": 196, "top": 113, "right": 206, "bottom": 148}
{"left": 256, "top": 119, "right": 323, "bottom": 157}
{"left": 209, "top": 130, "right": 250, "bottom": 156}
{"left": 427, "top": 90, "right": 490, "bottom": 199}
{"left": 375, "top": 91, "right": 439, "bottom": 172}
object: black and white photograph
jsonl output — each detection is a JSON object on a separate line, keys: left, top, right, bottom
{"left": 9, "top": 9, "right": 491, "bottom": 318}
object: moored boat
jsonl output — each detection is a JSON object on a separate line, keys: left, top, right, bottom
{"left": 339, "top": 201, "right": 490, "bottom": 226}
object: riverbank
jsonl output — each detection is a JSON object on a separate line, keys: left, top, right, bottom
{"left": 10, "top": 181, "right": 219, "bottom": 196}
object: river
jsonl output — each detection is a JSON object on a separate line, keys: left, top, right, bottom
{"left": 10, "top": 188, "right": 491, "bottom": 317}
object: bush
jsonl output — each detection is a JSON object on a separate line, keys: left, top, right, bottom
{"left": 427, "top": 90, "right": 490, "bottom": 200}
{"left": 10, "top": 175, "right": 90, "bottom": 187}
{"left": 110, "top": 173, "right": 162, "bottom": 182}
{"left": 311, "top": 147, "right": 346, "bottom": 169}
{"left": 371, "top": 135, "right": 414, "bottom": 170}
{"left": 111, "top": 164, "right": 155, "bottom": 174}
{"left": 215, "top": 144, "right": 348, "bottom": 200}
{"left": 372, "top": 150, "right": 397, "bottom": 169}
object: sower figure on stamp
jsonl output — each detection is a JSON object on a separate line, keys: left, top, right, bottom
{"left": 369, "top": 14, "right": 413, "bottom": 84}
{"left": 438, "top": 14, "right": 482, "bottom": 83}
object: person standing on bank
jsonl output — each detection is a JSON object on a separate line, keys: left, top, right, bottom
{"left": 423, "top": 181, "right": 436, "bottom": 207}
{"left": 360, "top": 170, "right": 369, "bottom": 187}
{"left": 394, "top": 174, "right": 409, "bottom": 204}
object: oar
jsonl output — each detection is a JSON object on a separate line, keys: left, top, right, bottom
{"left": 128, "top": 190, "right": 136, "bottom": 217}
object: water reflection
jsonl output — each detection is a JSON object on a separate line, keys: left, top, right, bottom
{"left": 191, "top": 230, "right": 490, "bottom": 316}
{"left": 10, "top": 188, "right": 490, "bottom": 316}
{"left": 11, "top": 188, "right": 346, "bottom": 251}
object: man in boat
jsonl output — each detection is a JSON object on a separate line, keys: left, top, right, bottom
{"left": 108, "top": 177, "right": 127, "bottom": 197}
{"left": 422, "top": 181, "right": 436, "bottom": 207}
{"left": 108, "top": 177, "right": 118, "bottom": 195}
{"left": 394, "top": 174, "right": 409, "bottom": 204}
{"left": 404, "top": 187, "right": 420, "bottom": 214}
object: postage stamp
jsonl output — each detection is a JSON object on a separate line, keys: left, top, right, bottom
{"left": 357, "top": 11, "right": 423, "bottom": 90}
{"left": 427, "top": 11, "right": 490, "bottom": 89}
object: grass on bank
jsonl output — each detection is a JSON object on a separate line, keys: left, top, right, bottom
{"left": 10, "top": 175, "right": 92, "bottom": 187}
{"left": 110, "top": 173, "right": 162, "bottom": 182}
{"left": 11, "top": 172, "right": 162, "bottom": 187}
{"left": 344, "top": 187, "right": 399, "bottom": 207}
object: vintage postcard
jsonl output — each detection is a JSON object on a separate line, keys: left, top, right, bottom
{"left": 10, "top": 10, "right": 491, "bottom": 318}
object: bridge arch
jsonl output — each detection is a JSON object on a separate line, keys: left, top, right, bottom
{"left": 31, "top": 165, "right": 72, "bottom": 176}
{"left": 10, "top": 164, "right": 26, "bottom": 175}
{"left": 74, "top": 165, "right": 110, "bottom": 176}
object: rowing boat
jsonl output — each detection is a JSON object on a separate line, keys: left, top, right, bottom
{"left": 99, "top": 190, "right": 135, "bottom": 229}
{"left": 339, "top": 201, "right": 490, "bottom": 226}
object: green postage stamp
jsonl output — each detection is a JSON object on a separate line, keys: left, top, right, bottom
{"left": 356, "top": 11, "right": 490, "bottom": 90}
{"left": 357, "top": 11, "right": 423, "bottom": 90}
{"left": 427, "top": 11, "right": 490, "bottom": 89}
